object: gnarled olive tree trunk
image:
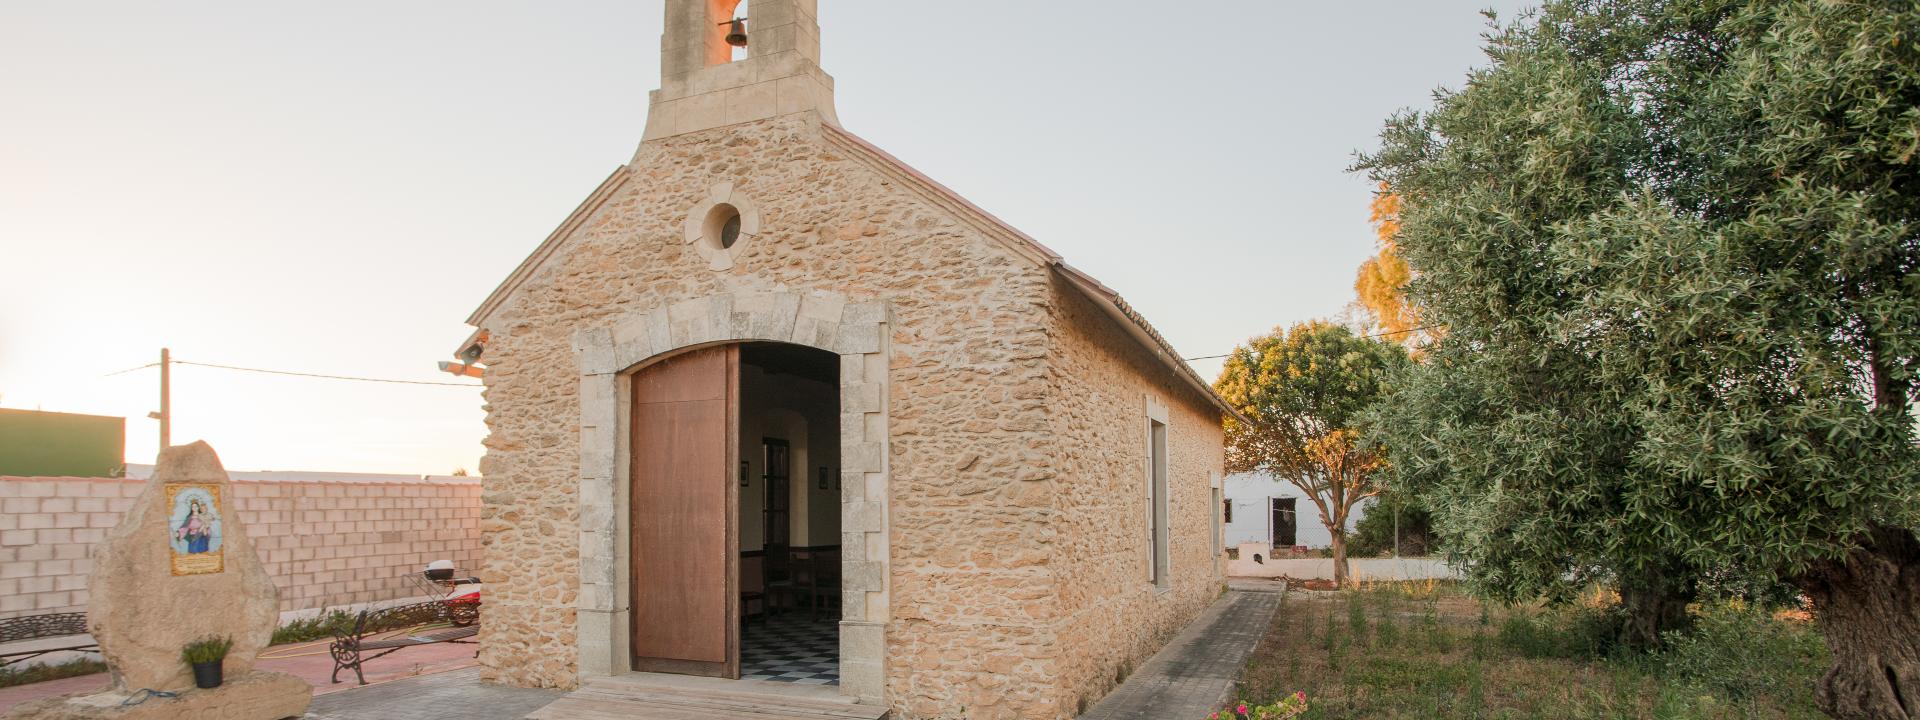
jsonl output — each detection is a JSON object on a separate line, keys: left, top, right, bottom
{"left": 1617, "top": 574, "right": 1696, "bottom": 652}
{"left": 1798, "top": 526, "right": 1920, "bottom": 720}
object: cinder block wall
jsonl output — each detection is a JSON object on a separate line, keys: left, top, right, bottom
{"left": 0, "top": 475, "right": 483, "bottom": 618}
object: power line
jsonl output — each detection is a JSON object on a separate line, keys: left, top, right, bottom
{"left": 101, "top": 358, "right": 479, "bottom": 387}
{"left": 1182, "top": 325, "right": 1443, "bottom": 362}
{"left": 103, "top": 362, "right": 160, "bottom": 377}
{"left": 174, "top": 360, "right": 480, "bottom": 387}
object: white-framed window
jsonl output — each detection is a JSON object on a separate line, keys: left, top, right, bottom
{"left": 1148, "top": 418, "right": 1170, "bottom": 588}
{"left": 1212, "top": 487, "right": 1224, "bottom": 553}
{"left": 1144, "top": 394, "right": 1172, "bottom": 589}
{"left": 1212, "top": 470, "right": 1225, "bottom": 575}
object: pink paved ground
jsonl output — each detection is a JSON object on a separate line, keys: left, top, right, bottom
{"left": 0, "top": 639, "right": 479, "bottom": 714}
{"left": 0, "top": 675, "right": 109, "bottom": 715}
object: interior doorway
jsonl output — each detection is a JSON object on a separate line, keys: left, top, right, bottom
{"left": 735, "top": 343, "right": 842, "bottom": 685}
{"left": 1272, "top": 497, "right": 1297, "bottom": 549}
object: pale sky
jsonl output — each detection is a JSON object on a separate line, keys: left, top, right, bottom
{"left": 0, "top": 1, "right": 1528, "bottom": 475}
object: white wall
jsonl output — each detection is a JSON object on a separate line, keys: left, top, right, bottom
{"left": 1226, "top": 545, "right": 1457, "bottom": 580}
{"left": 1221, "top": 471, "right": 1372, "bottom": 549}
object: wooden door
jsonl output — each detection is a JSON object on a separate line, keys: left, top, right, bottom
{"left": 629, "top": 345, "right": 738, "bottom": 677}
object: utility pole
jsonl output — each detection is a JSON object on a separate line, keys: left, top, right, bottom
{"left": 155, "top": 348, "right": 171, "bottom": 449}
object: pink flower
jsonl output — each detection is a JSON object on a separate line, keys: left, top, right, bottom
{"left": 1237, "top": 704, "right": 1248, "bottom": 715}
{"left": 1295, "top": 691, "right": 1307, "bottom": 701}
{"left": 1210, "top": 714, "right": 1218, "bottom": 719}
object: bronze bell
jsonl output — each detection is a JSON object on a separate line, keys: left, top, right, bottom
{"left": 724, "top": 18, "right": 748, "bottom": 47}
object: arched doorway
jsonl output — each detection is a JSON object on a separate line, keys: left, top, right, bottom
{"left": 626, "top": 341, "right": 841, "bottom": 683}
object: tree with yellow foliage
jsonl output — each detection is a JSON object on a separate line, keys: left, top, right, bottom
{"left": 1216, "top": 322, "right": 1411, "bottom": 587}
{"left": 1353, "top": 186, "right": 1423, "bottom": 345}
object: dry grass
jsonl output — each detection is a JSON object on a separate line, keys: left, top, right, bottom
{"left": 1234, "top": 581, "right": 1827, "bottom": 720}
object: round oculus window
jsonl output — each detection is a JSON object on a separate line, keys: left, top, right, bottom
{"left": 720, "top": 212, "right": 742, "bottom": 249}
{"left": 704, "top": 203, "right": 743, "bottom": 250}
{"left": 683, "top": 184, "right": 759, "bottom": 271}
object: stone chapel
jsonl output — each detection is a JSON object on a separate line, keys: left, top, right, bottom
{"left": 455, "top": 1, "right": 1233, "bottom": 717}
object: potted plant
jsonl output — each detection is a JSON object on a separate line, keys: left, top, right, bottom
{"left": 181, "top": 635, "right": 234, "bottom": 689}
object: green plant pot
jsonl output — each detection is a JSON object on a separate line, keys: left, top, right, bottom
{"left": 190, "top": 660, "right": 223, "bottom": 689}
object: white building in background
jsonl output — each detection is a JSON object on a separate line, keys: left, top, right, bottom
{"left": 1222, "top": 471, "right": 1374, "bottom": 550}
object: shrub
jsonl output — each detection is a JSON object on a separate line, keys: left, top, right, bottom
{"left": 1657, "top": 601, "right": 1828, "bottom": 705}
{"left": 1212, "top": 693, "right": 1309, "bottom": 720}
{"left": 272, "top": 608, "right": 356, "bottom": 645}
{"left": 1496, "top": 603, "right": 1627, "bottom": 661}
{"left": 1348, "top": 493, "right": 1436, "bottom": 557}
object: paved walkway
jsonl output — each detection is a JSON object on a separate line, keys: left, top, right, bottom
{"left": 1078, "top": 583, "right": 1283, "bottom": 720}
{"left": 263, "top": 637, "right": 482, "bottom": 693}
{"left": 304, "top": 667, "right": 564, "bottom": 720}
{"left": 0, "top": 674, "right": 110, "bottom": 713}
{"left": 8, "top": 586, "right": 1282, "bottom": 720}
{"left": 0, "top": 638, "right": 482, "bottom": 715}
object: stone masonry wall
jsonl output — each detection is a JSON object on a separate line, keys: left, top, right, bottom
{"left": 1042, "top": 284, "right": 1227, "bottom": 715}
{"left": 475, "top": 112, "right": 1064, "bottom": 715}
{"left": 0, "top": 475, "right": 482, "bottom": 618}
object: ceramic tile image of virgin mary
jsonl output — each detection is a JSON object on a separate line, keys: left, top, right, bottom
{"left": 166, "top": 483, "right": 226, "bottom": 575}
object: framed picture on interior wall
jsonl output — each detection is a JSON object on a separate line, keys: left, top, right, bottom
{"left": 740, "top": 460, "right": 750, "bottom": 487}
{"left": 818, "top": 466, "right": 830, "bottom": 490}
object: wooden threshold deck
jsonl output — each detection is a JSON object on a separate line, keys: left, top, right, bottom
{"left": 524, "top": 673, "right": 888, "bottom": 720}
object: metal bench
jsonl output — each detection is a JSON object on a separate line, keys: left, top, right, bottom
{"left": 327, "top": 600, "right": 478, "bottom": 685}
{"left": 0, "top": 612, "right": 98, "bottom": 668}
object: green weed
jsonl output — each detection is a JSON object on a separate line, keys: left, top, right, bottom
{"left": 0, "top": 658, "right": 107, "bottom": 688}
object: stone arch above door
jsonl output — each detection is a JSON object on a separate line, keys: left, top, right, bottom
{"left": 568, "top": 289, "right": 892, "bottom": 704}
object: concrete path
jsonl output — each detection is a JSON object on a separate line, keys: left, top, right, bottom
{"left": 0, "top": 638, "right": 482, "bottom": 714}
{"left": 304, "top": 667, "right": 564, "bottom": 720}
{"left": 1077, "top": 584, "right": 1282, "bottom": 720}
{"left": 8, "top": 586, "right": 1281, "bottom": 720}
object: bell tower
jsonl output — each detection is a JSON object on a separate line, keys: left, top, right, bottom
{"left": 642, "top": 0, "right": 839, "bottom": 142}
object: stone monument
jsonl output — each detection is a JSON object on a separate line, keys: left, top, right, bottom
{"left": 2, "top": 442, "right": 311, "bottom": 720}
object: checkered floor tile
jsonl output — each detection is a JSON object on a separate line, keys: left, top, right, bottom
{"left": 740, "top": 617, "right": 839, "bottom": 685}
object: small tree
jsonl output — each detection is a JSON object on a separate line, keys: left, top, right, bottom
{"left": 1216, "top": 322, "right": 1411, "bottom": 587}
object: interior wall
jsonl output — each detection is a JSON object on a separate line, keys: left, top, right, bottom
{"left": 736, "top": 357, "right": 841, "bottom": 555}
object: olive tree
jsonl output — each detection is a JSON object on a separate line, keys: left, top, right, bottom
{"left": 1216, "top": 322, "right": 1411, "bottom": 587}
{"left": 1359, "top": 1, "right": 1920, "bottom": 717}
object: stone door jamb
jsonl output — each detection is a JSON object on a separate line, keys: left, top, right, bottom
{"left": 570, "top": 290, "right": 891, "bottom": 704}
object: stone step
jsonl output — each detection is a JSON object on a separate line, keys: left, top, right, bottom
{"left": 525, "top": 675, "right": 887, "bottom": 720}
